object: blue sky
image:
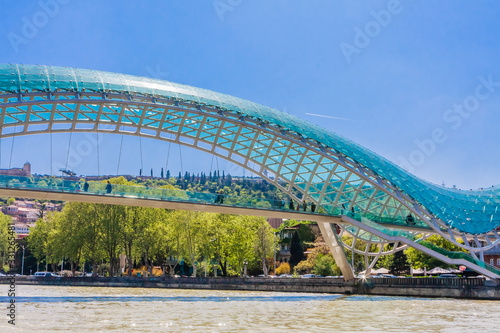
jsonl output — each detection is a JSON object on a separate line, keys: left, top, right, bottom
{"left": 0, "top": 0, "right": 499, "bottom": 189}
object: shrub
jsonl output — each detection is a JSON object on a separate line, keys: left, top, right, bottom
{"left": 293, "top": 260, "right": 313, "bottom": 275}
{"left": 275, "top": 262, "right": 291, "bottom": 275}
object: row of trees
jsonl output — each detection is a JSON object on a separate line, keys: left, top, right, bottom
{"left": 26, "top": 202, "right": 276, "bottom": 277}
{"left": 0, "top": 212, "right": 13, "bottom": 272}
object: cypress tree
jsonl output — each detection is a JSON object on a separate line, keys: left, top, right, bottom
{"left": 390, "top": 251, "right": 410, "bottom": 276}
{"left": 289, "top": 231, "right": 304, "bottom": 268}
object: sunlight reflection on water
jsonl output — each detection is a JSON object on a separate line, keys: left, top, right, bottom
{"left": 1, "top": 285, "right": 499, "bottom": 332}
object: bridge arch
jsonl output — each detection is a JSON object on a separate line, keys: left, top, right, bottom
{"left": 1, "top": 64, "right": 500, "bottom": 278}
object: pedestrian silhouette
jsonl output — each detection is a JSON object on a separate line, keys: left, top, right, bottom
{"left": 106, "top": 181, "right": 112, "bottom": 194}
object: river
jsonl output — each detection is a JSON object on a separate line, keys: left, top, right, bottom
{"left": 1, "top": 285, "right": 499, "bottom": 332}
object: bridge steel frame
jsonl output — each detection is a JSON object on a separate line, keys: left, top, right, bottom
{"left": 1, "top": 65, "right": 500, "bottom": 280}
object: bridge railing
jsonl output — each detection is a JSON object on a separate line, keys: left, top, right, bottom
{"left": 366, "top": 277, "right": 488, "bottom": 287}
{"left": 417, "top": 240, "right": 500, "bottom": 276}
{"left": 0, "top": 175, "right": 430, "bottom": 230}
{"left": 0, "top": 174, "right": 329, "bottom": 214}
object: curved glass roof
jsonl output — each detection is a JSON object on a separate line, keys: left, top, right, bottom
{"left": 1, "top": 64, "right": 499, "bottom": 234}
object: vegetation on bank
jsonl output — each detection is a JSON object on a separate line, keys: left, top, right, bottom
{"left": 26, "top": 203, "right": 275, "bottom": 277}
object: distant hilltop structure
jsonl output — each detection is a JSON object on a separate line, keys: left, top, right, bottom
{"left": 0, "top": 162, "right": 31, "bottom": 177}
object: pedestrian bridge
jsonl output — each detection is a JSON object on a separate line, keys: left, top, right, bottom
{"left": 1, "top": 64, "right": 500, "bottom": 280}
{"left": 1, "top": 175, "right": 499, "bottom": 280}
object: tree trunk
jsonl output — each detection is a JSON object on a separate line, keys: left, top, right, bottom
{"left": 126, "top": 242, "right": 133, "bottom": 277}
{"left": 219, "top": 260, "right": 227, "bottom": 276}
{"left": 169, "top": 264, "right": 177, "bottom": 277}
{"left": 262, "top": 258, "right": 268, "bottom": 277}
{"left": 127, "top": 256, "right": 133, "bottom": 277}
{"left": 144, "top": 250, "right": 150, "bottom": 276}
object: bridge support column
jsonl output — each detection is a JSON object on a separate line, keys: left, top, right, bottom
{"left": 318, "top": 222, "right": 355, "bottom": 281}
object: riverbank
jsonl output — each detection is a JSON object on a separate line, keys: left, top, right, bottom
{"left": 2, "top": 276, "right": 499, "bottom": 300}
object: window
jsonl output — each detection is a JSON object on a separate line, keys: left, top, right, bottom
{"left": 490, "top": 259, "right": 494, "bottom": 265}
{"left": 497, "top": 258, "right": 500, "bottom": 266}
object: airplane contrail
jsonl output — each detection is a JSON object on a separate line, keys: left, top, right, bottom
{"left": 305, "top": 113, "right": 352, "bottom": 121}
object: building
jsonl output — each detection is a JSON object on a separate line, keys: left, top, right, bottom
{"left": 0, "top": 162, "right": 31, "bottom": 177}
{"left": 2, "top": 199, "right": 62, "bottom": 238}
{"left": 267, "top": 218, "right": 283, "bottom": 229}
{"left": 484, "top": 244, "right": 500, "bottom": 268}
{"left": 277, "top": 225, "right": 300, "bottom": 263}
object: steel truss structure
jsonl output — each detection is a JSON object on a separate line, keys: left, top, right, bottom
{"left": 1, "top": 64, "right": 500, "bottom": 279}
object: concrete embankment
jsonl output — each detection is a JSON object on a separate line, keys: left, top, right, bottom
{"left": 2, "top": 276, "right": 500, "bottom": 300}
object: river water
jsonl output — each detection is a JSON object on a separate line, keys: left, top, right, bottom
{"left": 1, "top": 285, "right": 499, "bottom": 332}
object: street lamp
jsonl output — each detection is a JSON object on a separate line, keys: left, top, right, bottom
{"left": 274, "top": 232, "right": 277, "bottom": 275}
{"left": 243, "top": 259, "right": 248, "bottom": 278}
{"left": 213, "top": 258, "right": 218, "bottom": 278}
{"left": 21, "top": 245, "right": 25, "bottom": 276}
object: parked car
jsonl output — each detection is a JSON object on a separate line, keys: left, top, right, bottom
{"left": 439, "top": 274, "right": 458, "bottom": 278}
{"left": 278, "top": 274, "right": 293, "bottom": 278}
{"left": 301, "top": 274, "right": 319, "bottom": 278}
{"left": 33, "top": 272, "right": 58, "bottom": 277}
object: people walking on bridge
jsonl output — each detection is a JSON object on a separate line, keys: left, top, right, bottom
{"left": 215, "top": 190, "right": 224, "bottom": 204}
{"left": 406, "top": 213, "right": 415, "bottom": 226}
{"left": 281, "top": 198, "right": 286, "bottom": 209}
{"left": 75, "top": 183, "right": 81, "bottom": 192}
{"left": 302, "top": 200, "right": 307, "bottom": 212}
{"left": 106, "top": 181, "right": 112, "bottom": 194}
{"left": 296, "top": 202, "right": 300, "bottom": 211}
{"left": 311, "top": 202, "right": 316, "bottom": 213}
{"left": 288, "top": 198, "right": 294, "bottom": 210}
{"left": 350, "top": 206, "right": 355, "bottom": 217}
{"left": 83, "top": 180, "right": 89, "bottom": 192}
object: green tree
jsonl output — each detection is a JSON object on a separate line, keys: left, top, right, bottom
{"left": 289, "top": 231, "right": 304, "bottom": 268}
{"left": 389, "top": 251, "right": 410, "bottom": 276}
{"left": 77, "top": 203, "right": 105, "bottom": 276}
{"left": 405, "top": 235, "right": 466, "bottom": 269}
{"left": 254, "top": 219, "right": 274, "bottom": 276}
{"left": 211, "top": 213, "right": 232, "bottom": 276}
{"left": 312, "top": 254, "right": 340, "bottom": 276}
{"left": 100, "top": 204, "right": 125, "bottom": 276}
{"left": 27, "top": 218, "right": 48, "bottom": 271}
{"left": 293, "top": 240, "right": 335, "bottom": 276}
{"left": 60, "top": 205, "right": 87, "bottom": 276}
{"left": 0, "top": 213, "right": 12, "bottom": 271}
{"left": 177, "top": 210, "right": 202, "bottom": 277}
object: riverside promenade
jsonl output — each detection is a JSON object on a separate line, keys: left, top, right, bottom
{"left": 2, "top": 276, "right": 499, "bottom": 300}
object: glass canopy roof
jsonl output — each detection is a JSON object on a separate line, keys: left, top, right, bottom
{"left": 0, "top": 64, "right": 499, "bottom": 235}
